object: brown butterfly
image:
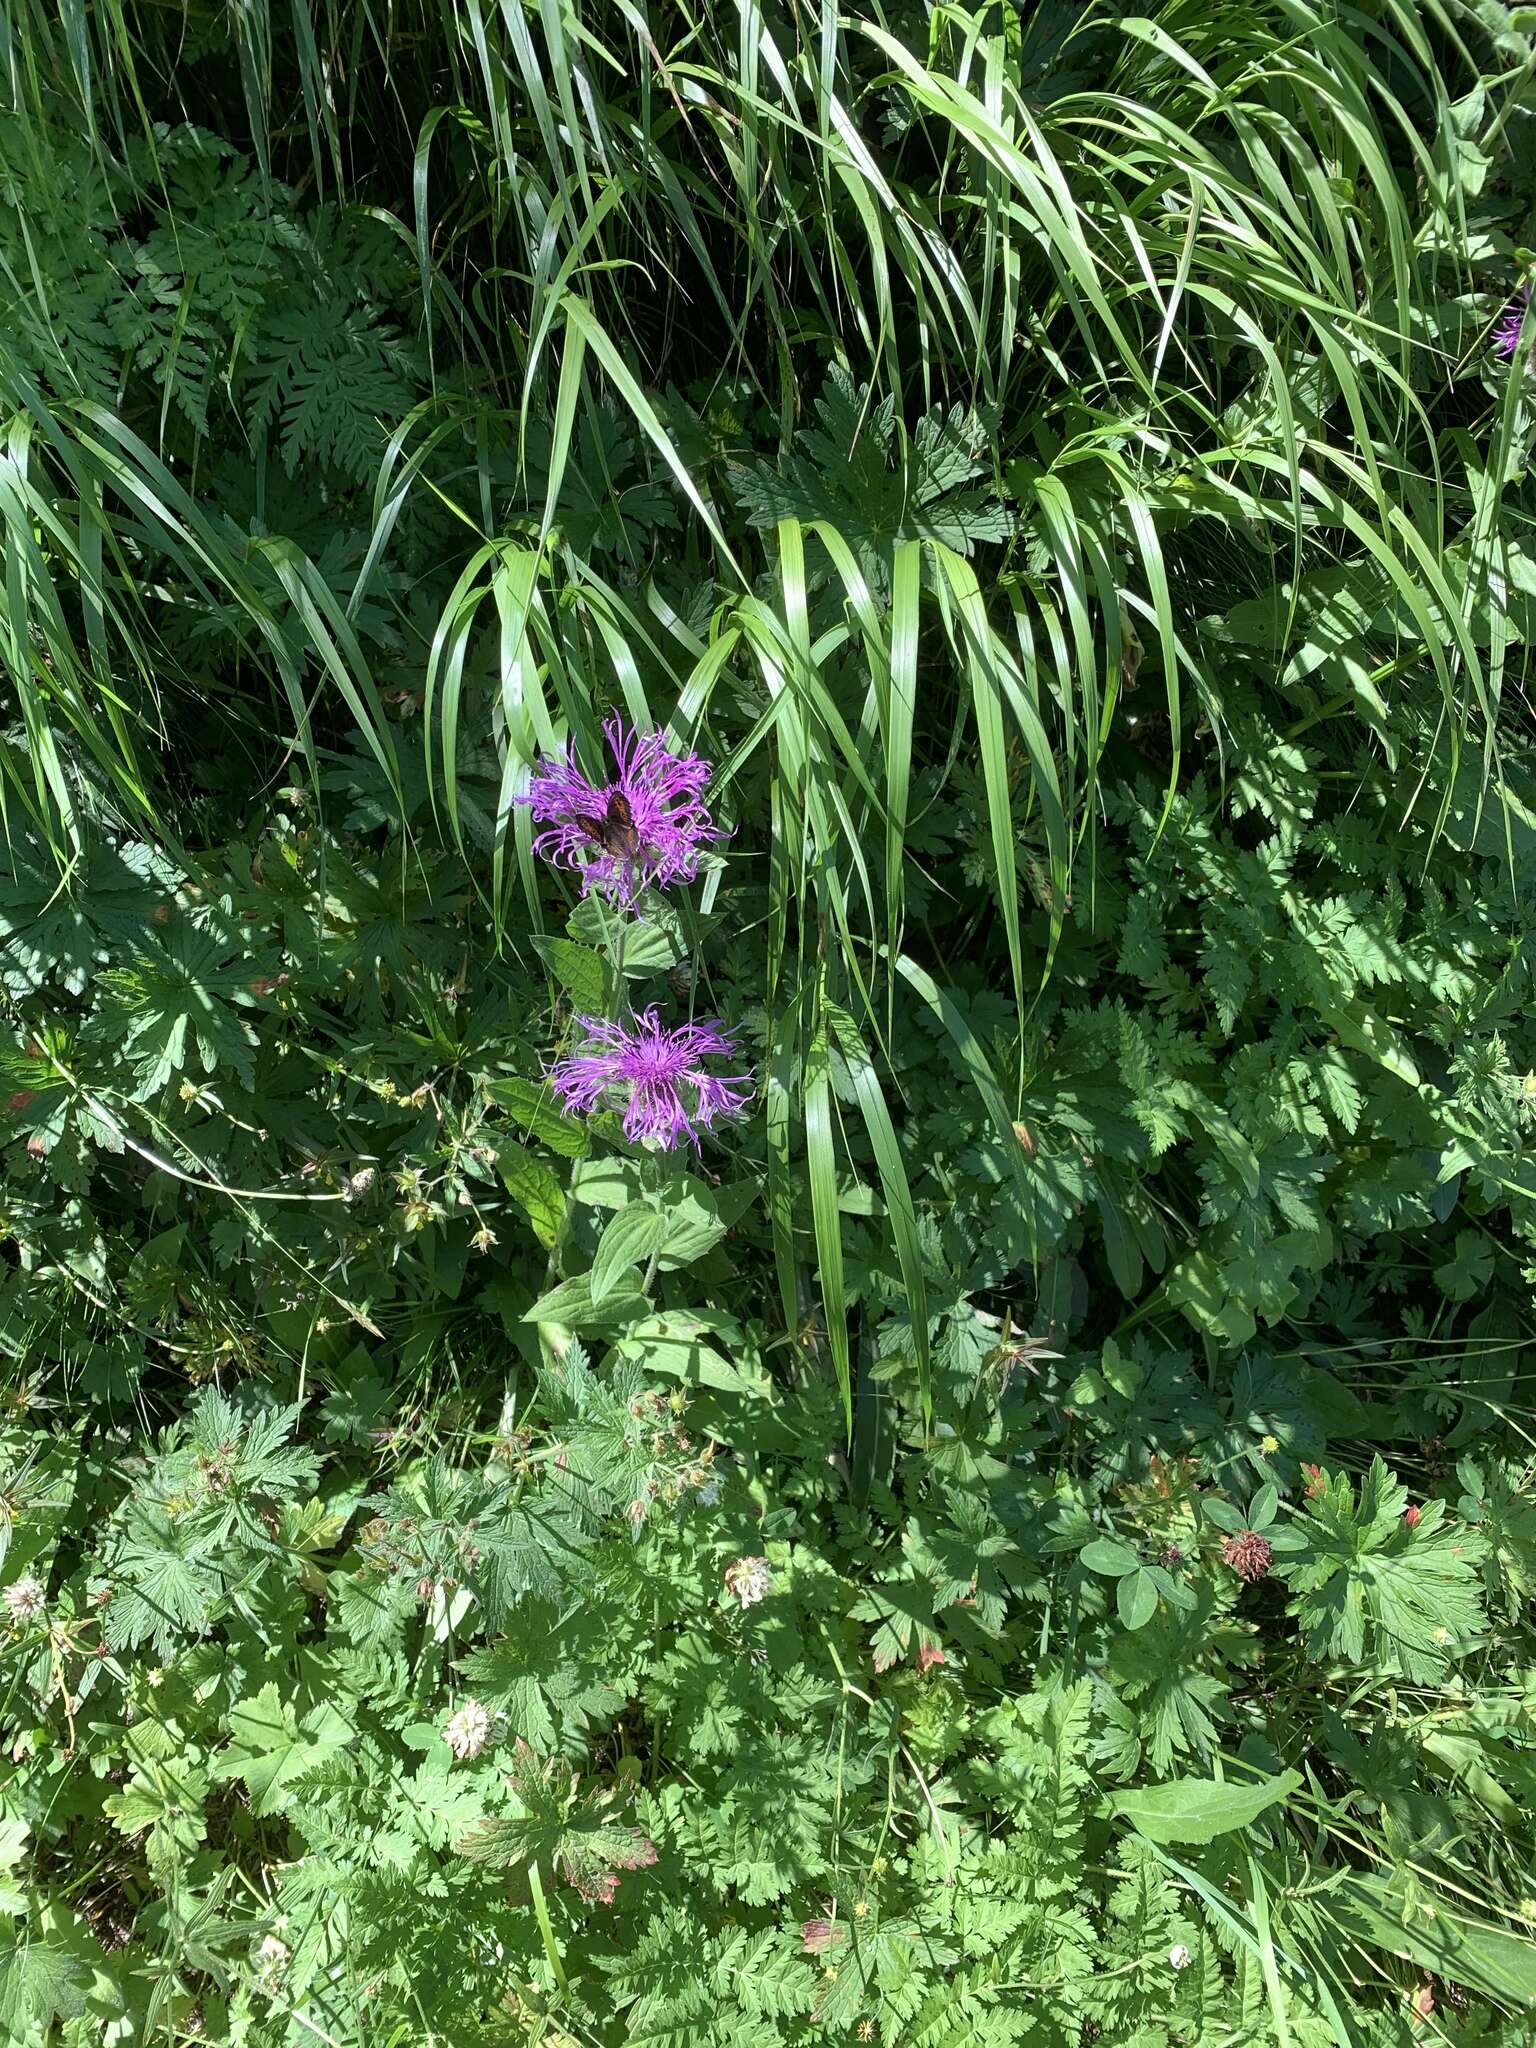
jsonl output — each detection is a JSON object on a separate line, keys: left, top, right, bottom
{"left": 579, "top": 788, "right": 643, "bottom": 860}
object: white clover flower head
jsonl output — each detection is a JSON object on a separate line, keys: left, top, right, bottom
{"left": 4, "top": 1575, "right": 45, "bottom": 1622}
{"left": 723, "top": 1556, "right": 773, "bottom": 1609}
{"left": 1168, "top": 1942, "right": 1192, "bottom": 1971}
{"left": 254, "top": 1932, "right": 289, "bottom": 1991}
{"left": 444, "top": 1698, "right": 495, "bottom": 1760}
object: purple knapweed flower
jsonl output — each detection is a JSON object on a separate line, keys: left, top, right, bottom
{"left": 548, "top": 1009, "right": 752, "bottom": 1149}
{"left": 517, "top": 715, "right": 723, "bottom": 907}
{"left": 1493, "top": 285, "right": 1531, "bottom": 363}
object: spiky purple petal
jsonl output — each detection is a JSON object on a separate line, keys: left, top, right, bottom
{"left": 1493, "top": 285, "right": 1531, "bottom": 363}
{"left": 517, "top": 716, "right": 723, "bottom": 906}
{"left": 548, "top": 1009, "right": 752, "bottom": 1149}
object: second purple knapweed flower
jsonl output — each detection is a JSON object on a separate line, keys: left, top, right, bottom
{"left": 549, "top": 1009, "right": 752, "bottom": 1149}
{"left": 1493, "top": 284, "right": 1531, "bottom": 363}
{"left": 517, "top": 715, "right": 723, "bottom": 908}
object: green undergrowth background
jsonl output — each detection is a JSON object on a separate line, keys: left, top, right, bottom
{"left": 3, "top": 0, "right": 1536, "bottom": 2042}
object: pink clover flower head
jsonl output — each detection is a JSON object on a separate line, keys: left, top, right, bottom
{"left": 1493, "top": 284, "right": 1531, "bottom": 363}
{"left": 517, "top": 714, "right": 723, "bottom": 907}
{"left": 549, "top": 1008, "right": 752, "bottom": 1150}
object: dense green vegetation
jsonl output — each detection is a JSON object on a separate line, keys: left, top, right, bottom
{"left": 3, "top": 0, "right": 1536, "bottom": 2040}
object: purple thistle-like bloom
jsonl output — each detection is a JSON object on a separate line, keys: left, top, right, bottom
{"left": 1493, "top": 285, "right": 1531, "bottom": 363}
{"left": 549, "top": 1009, "right": 752, "bottom": 1150}
{"left": 517, "top": 715, "right": 723, "bottom": 907}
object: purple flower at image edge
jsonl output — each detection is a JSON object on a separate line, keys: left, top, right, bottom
{"left": 1493, "top": 284, "right": 1531, "bottom": 362}
{"left": 516, "top": 715, "right": 724, "bottom": 907}
{"left": 549, "top": 1009, "right": 753, "bottom": 1150}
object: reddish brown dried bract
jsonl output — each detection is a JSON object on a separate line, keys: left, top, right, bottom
{"left": 1222, "top": 1530, "right": 1273, "bottom": 1582}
